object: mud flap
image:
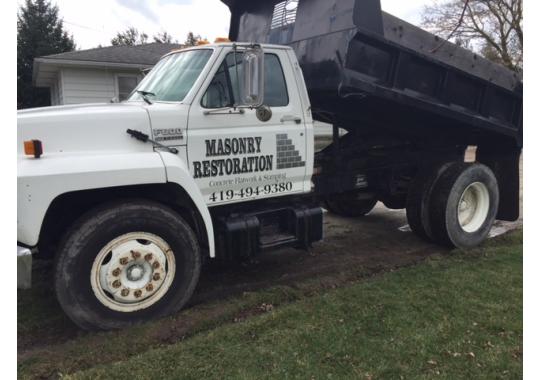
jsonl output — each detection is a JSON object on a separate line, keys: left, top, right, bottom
{"left": 477, "top": 146, "right": 521, "bottom": 222}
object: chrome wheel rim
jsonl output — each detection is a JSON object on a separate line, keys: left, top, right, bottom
{"left": 90, "top": 232, "right": 176, "bottom": 312}
{"left": 457, "top": 182, "right": 490, "bottom": 233}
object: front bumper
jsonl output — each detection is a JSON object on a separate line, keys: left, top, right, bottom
{"left": 17, "top": 246, "right": 32, "bottom": 289}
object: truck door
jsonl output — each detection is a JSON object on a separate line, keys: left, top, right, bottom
{"left": 187, "top": 48, "right": 308, "bottom": 206}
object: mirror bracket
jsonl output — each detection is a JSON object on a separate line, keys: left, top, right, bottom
{"left": 203, "top": 107, "right": 246, "bottom": 116}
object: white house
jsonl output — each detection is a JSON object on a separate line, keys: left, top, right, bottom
{"left": 33, "top": 43, "right": 183, "bottom": 106}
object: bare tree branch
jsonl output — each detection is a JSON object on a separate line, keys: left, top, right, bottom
{"left": 430, "top": 0, "right": 470, "bottom": 52}
{"left": 422, "top": 0, "right": 522, "bottom": 72}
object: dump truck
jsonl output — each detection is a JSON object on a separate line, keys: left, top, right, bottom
{"left": 17, "top": 0, "right": 522, "bottom": 330}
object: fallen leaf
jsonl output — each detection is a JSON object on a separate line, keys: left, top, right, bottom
{"left": 259, "top": 303, "right": 274, "bottom": 312}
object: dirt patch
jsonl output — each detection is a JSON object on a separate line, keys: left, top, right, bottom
{"left": 17, "top": 203, "right": 521, "bottom": 379}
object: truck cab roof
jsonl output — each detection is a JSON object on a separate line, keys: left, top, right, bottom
{"left": 163, "top": 42, "right": 293, "bottom": 59}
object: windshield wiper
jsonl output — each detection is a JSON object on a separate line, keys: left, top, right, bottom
{"left": 136, "top": 90, "right": 155, "bottom": 105}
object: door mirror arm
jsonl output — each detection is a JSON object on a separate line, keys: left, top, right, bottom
{"left": 203, "top": 107, "right": 246, "bottom": 116}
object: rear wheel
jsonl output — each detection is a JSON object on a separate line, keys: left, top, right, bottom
{"left": 406, "top": 162, "right": 453, "bottom": 241}
{"left": 429, "top": 163, "right": 499, "bottom": 248}
{"left": 55, "top": 200, "right": 201, "bottom": 330}
{"left": 325, "top": 192, "right": 378, "bottom": 217}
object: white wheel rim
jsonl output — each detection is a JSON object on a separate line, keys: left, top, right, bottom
{"left": 90, "top": 232, "right": 176, "bottom": 313}
{"left": 457, "top": 182, "right": 490, "bottom": 233}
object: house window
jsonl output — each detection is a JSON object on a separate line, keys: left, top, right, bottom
{"left": 117, "top": 75, "right": 139, "bottom": 101}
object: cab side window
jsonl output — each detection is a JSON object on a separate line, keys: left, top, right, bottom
{"left": 264, "top": 54, "right": 289, "bottom": 107}
{"left": 201, "top": 52, "right": 289, "bottom": 108}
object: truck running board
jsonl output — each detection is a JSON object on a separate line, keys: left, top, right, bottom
{"left": 214, "top": 205, "right": 323, "bottom": 260}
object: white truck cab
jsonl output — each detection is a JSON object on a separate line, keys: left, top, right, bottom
{"left": 17, "top": 43, "right": 322, "bottom": 330}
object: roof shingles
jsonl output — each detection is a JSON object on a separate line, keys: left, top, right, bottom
{"left": 40, "top": 42, "right": 184, "bottom": 65}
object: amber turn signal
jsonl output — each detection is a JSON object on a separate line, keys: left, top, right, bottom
{"left": 24, "top": 140, "right": 43, "bottom": 158}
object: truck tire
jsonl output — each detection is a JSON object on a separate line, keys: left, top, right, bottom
{"left": 55, "top": 200, "right": 201, "bottom": 330}
{"left": 429, "top": 163, "right": 499, "bottom": 248}
{"left": 325, "top": 192, "right": 378, "bottom": 217}
{"left": 406, "top": 162, "right": 453, "bottom": 241}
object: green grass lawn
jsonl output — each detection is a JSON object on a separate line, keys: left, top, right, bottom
{"left": 63, "top": 231, "right": 522, "bottom": 380}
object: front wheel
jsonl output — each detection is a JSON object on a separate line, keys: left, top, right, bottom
{"left": 55, "top": 200, "right": 201, "bottom": 330}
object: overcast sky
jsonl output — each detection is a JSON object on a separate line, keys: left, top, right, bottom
{"left": 17, "top": 0, "right": 433, "bottom": 49}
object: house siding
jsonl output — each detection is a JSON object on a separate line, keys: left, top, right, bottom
{"left": 59, "top": 68, "right": 143, "bottom": 105}
{"left": 58, "top": 70, "right": 64, "bottom": 105}
{"left": 61, "top": 68, "right": 117, "bottom": 104}
{"left": 50, "top": 83, "right": 59, "bottom": 106}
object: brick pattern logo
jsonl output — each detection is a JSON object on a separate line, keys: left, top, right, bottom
{"left": 276, "top": 134, "right": 305, "bottom": 169}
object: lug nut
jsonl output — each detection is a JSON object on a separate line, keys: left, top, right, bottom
{"left": 112, "top": 280, "right": 122, "bottom": 288}
{"left": 144, "top": 253, "right": 153, "bottom": 261}
{"left": 121, "top": 288, "right": 129, "bottom": 297}
{"left": 131, "top": 250, "right": 141, "bottom": 259}
{"left": 119, "top": 257, "right": 129, "bottom": 265}
{"left": 146, "top": 283, "right": 154, "bottom": 292}
{"left": 153, "top": 273, "right": 161, "bottom": 281}
{"left": 112, "top": 268, "right": 121, "bottom": 277}
{"left": 134, "top": 290, "right": 142, "bottom": 298}
{"left": 152, "top": 261, "right": 160, "bottom": 269}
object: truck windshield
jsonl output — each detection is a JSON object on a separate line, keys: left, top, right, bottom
{"left": 128, "top": 49, "right": 213, "bottom": 103}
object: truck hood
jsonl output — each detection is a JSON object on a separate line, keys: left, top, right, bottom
{"left": 17, "top": 102, "right": 153, "bottom": 155}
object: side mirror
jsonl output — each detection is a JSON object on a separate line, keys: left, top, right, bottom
{"left": 240, "top": 46, "right": 264, "bottom": 107}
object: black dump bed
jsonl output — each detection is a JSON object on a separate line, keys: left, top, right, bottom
{"left": 221, "top": 0, "right": 522, "bottom": 147}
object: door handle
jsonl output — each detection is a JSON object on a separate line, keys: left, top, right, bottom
{"left": 280, "top": 115, "right": 302, "bottom": 124}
